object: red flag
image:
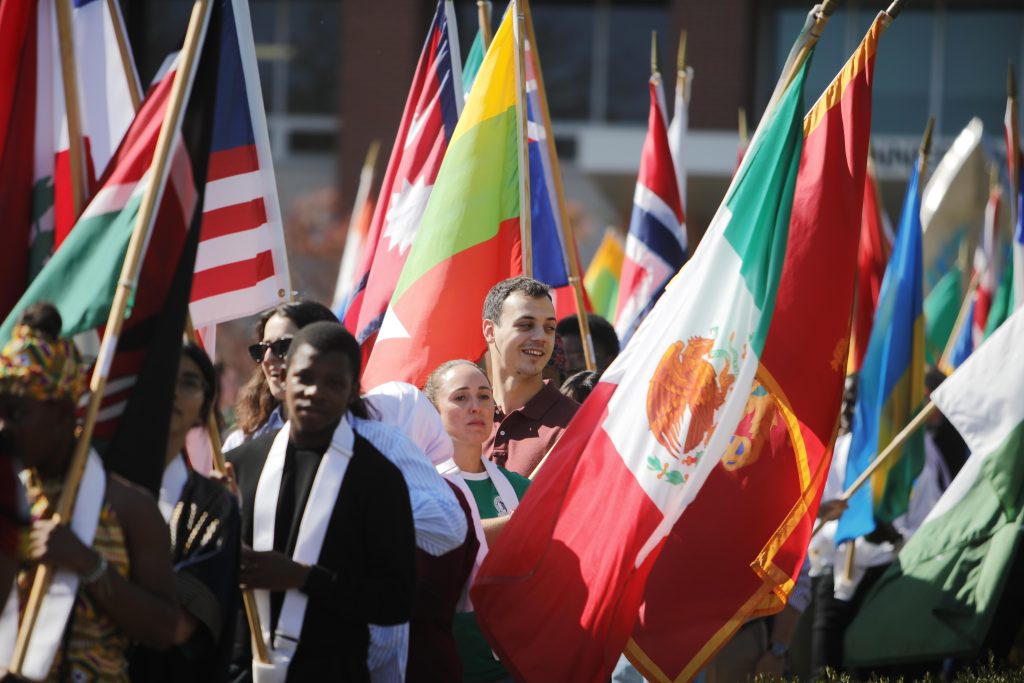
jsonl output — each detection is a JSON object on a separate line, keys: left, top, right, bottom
{"left": 625, "top": 15, "right": 884, "bottom": 680}
{"left": 0, "top": 0, "right": 35, "bottom": 319}
{"left": 343, "top": 0, "right": 462, "bottom": 364}
{"left": 971, "top": 185, "right": 1003, "bottom": 341}
{"left": 849, "top": 158, "right": 892, "bottom": 372}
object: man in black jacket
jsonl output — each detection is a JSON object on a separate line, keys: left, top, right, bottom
{"left": 229, "top": 322, "right": 416, "bottom": 681}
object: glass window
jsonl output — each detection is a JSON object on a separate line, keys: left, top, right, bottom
{"left": 285, "top": 3, "right": 340, "bottom": 115}
{"left": 530, "top": 4, "right": 595, "bottom": 121}
{"left": 869, "top": 10, "right": 933, "bottom": 135}
{"left": 605, "top": 5, "right": 671, "bottom": 122}
{"left": 941, "top": 10, "right": 1021, "bottom": 136}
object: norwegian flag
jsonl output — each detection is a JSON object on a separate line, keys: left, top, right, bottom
{"left": 613, "top": 75, "right": 686, "bottom": 346}
{"left": 343, "top": 0, "right": 463, "bottom": 358}
{"left": 188, "top": 0, "right": 291, "bottom": 335}
{"left": 522, "top": 29, "right": 590, "bottom": 319}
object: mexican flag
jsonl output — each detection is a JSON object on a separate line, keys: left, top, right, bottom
{"left": 362, "top": 4, "right": 522, "bottom": 389}
{"left": 470, "top": 43, "right": 810, "bottom": 683}
{"left": 625, "top": 14, "right": 887, "bottom": 680}
{"left": 846, "top": 306, "right": 1024, "bottom": 666}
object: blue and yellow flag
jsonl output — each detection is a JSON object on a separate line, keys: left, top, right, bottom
{"left": 837, "top": 164, "right": 926, "bottom": 544}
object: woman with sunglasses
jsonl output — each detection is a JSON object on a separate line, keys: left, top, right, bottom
{"left": 130, "top": 342, "right": 242, "bottom": 682}
{"left": 223, "top": 301, "right": 337, "bottom": 452}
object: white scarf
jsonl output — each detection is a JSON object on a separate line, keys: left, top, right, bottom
{"left": 158, "top": 454, "right": 189, "bottom": 524}
{"left": 251, "top": 419, "right": 354, "bottom": 682}
{"left": 1, "top": 451, "right": 106, "bottom": 680}
{"left": 436, "top": 455, "right": 520, "bottom": 612}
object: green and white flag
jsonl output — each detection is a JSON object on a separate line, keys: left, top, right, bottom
{"left": 846, "top": 305, "right": 1024, "bottom": 667}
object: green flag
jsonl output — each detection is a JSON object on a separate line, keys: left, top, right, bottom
{"left": 923, "top": 263, "right": 962, "bottom": 365}
{"left": 845, "top": 306, "right": 1024, "bottom": 667}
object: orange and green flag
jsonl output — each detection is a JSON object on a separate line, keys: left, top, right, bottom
{"left": 362, "top": 5, "right": 522, "bottom": 389}
{"left": 583, "top": 228, "right": 624, "bottom": 320}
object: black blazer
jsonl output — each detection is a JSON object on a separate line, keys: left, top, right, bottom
{"left": 229, "top": 430, "right": 416, "bottom": 682}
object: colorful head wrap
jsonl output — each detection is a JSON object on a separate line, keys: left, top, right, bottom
{"left": 0, "top": 324, "right": 86, "bottom": 403}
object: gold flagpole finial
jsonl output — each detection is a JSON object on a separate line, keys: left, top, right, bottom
{"left": 651, "top": 30, "right": 658, "bottom": 77}
{"left": 677, "top": 30, "right": 687, "bottom": 73}
{"left": 920, "top": 116, "right": 935, "bottom": 158}
{"left": 885, "top": 0, "right": 908, "bottom": 19}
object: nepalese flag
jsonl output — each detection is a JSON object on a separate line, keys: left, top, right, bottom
{"left": 343, "top": 0, "right": 463, "bottom": 359}
{"left": 0, "top": 0, "right": 137, "bottom": 319}
{"left": 0, "top": 4, "right": 225, "bottom": 496}
{"left": 361, "top": 5, "right": 521, "bottom": 391}
{"left": 470, "top": 48, "right": 811, "bottom": 683}
{"left": 188, "top": 0, "right": 291, "bottom": 331}
{"left": 838, "top": 161, "right": 927, "bottom": 545}
{"left": 624, "top": 15, "right": 887, "bottom": 680}
{"left": 614, "top": 75, "right": 686, "bottom": 346}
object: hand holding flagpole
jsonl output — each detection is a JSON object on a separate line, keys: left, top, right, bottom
{"left": 10, "top": 0, "right": 214, "bottom": 672}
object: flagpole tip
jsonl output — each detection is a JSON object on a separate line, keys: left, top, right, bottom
{"left": 651, "top": 31, "right": 658, "bottom": 77}
{"left": 677, "top": 30, "right": 687, "bottom": 73}
{"left": 920, "top": 116, "right": 935, "bottom": 157}
{"left": 884, "top": 0, "right": 907, "bottom": 19}
{"left": 820, "top": 0, "right": 839, "bottom": 18}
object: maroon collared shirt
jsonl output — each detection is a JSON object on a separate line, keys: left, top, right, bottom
{"left": 484, "top": 380, "right": 579, "bottom": 477}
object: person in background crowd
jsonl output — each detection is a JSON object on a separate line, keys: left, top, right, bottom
{"left": 228, "top": 322, "right": 415, "bottom": 681}
{"left": 131, "top": 343, "right": 241, "bottom": 682}
{"left": 364, "top": 381, "right": 479, "bottom": 683}
{"left": 560, "top": 370, "right": 599, "bottom": 404}
{"left": 425, "top": 359, "right": 530, "bottom": 683}
{"left": 555, "top": 313, "right": 620, "bottom": 376}
{"left": 924, "top": 367, "right": 968, "bottom": 478}
{"left": 541, "top": 334, "right": 568, "bottom": 386}
{"left": 0, "top": 303, "right": 178, "bottom": 681}
{"left": 223, "top": 301, "right": 337, "bottom": 452}
{"left": 481, "top": 277, "right": 579, "bottom": 477}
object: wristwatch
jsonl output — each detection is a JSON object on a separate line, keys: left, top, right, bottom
{"left": 769, "top": 641, "right": 787, "bottom": 658}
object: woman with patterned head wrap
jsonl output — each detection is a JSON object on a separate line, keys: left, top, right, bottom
{"left": 0, "top": 303, "right": 178, "bottom": 682}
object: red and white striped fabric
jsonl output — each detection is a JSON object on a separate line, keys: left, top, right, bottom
{"left": 187, "top": 0, "right": 290, "bottom": 335}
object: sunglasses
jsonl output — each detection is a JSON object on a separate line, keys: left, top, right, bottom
{"left": 248, "top": 337, "right": 292, "bottom": 363}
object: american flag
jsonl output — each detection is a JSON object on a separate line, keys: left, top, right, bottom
{"left": 188, "top": 0, "right": 290, "bottom": 334}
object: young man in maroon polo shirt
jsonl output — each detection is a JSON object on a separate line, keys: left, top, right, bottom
{"left": 481, "top": 277, "right": 579, "bottom": 477}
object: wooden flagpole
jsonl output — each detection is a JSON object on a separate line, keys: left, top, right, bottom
{"left": 512, "top": 0, "right": 532, "bottom": 278}
{"left": 181, "top": 321, "right": 270, "bottom": 664}
{"left": 106, "top": 0, "right": 142, "bottom": 110}
{"left": 10, "top": 0, "right": 214, "bottom": 672}
{"left": 520, "top": 0, "right": 595, "bottom": 371}
{"left": 477, "top": 0, "right": 492, "bottom": 51}
{"left": 55, "top": 0, "right": 88, "bottom": 219}
{"left": 811, "top": 401, "right": 939, "bottom": 539}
